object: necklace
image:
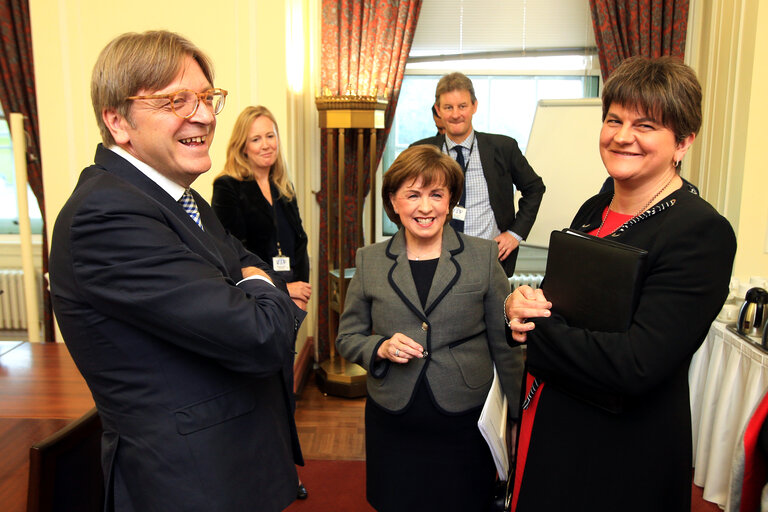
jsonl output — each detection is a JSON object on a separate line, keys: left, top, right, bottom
{"left": 596, "top": 174, "right": 676, "bottom": 237}
{"left": 407, "top": 246, "right": 441, "bottom": 261}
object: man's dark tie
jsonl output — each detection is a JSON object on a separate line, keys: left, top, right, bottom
{"left": 449, "top": 146, "right": 467, "bottom": 232}
{"left": 179, "top": 189, "right": 204, "bottom": 230}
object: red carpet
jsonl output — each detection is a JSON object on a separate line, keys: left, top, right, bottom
{"left": 691, "top": 483, "right": 722, "bottom": 512}
{"left": 284, "top": 460, "right": 718, "bottom": 511}
{"left": 285, "top": 460, "right": 374, "bottom": 512}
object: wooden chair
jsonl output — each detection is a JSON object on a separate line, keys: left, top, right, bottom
{"left": 27, "top": 407, "right": 104, "bottom": 512}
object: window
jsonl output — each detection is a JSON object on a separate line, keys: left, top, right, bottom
{"left": 378, "top": 0, "right": 599, "bottom": 237}
{"left": 0, "top": 105, "right": 43, "bottom": 235}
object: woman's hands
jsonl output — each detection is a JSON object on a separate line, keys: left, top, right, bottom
{"left": 287, "top": 281, "right": 312, "bottom": 311}
{"left": 377, "top": 333, "right": 426, "bottom": 363}
{"left": 505, "top": 285, "right": 552, "bottom": 343}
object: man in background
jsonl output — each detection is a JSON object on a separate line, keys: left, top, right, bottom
{"left": 432, "top": 103, "right": 445, "bottom": 135}
{"left": 49, "top": 30, "right": 304, "bottom": 512}
{"left": 413, "top": 72, "right": 545, "bottom": 276}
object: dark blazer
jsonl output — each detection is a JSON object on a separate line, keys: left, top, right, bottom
{"left": 49, "top": 145, "right": 306, "bottom": 512}
{"left": 336, "top": 226, "right": 524, "bottom": 418}
{"left": 212, "top": 175, "right": 309, "bottom": 282}
{"left": 412, "top": 132, "right": 545, "bottom": 276}
{"left": 515, "top": 189, "right": 736, "bottom": 511}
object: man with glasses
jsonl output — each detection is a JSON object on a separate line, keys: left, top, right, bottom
{"left": 413, "top": 72, "right": 545, "bottom": 276}
{"left": 50, "top": 31, "right": 305, "bottom": 512}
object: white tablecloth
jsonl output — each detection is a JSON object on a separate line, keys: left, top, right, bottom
{"left": 690, "top": 321, "right": 768, "bottom": 509}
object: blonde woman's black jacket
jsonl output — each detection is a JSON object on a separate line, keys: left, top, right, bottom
{"left": 212, "top": 175, "right": 309, "bottom": 282}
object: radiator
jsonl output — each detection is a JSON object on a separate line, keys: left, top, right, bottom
{"left": 0, "top": 269, "right": 41, "bottom": 330}
{"left": 509, "top": 273, "right": 544, "bottom": 290}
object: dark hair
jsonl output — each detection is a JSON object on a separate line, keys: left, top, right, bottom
{"left": 602, "top": 56, "right": 702, "bottom": 143}
{"left": 382, "top": 145, "right": 463, "bottom": 226}
{"left": 435, "top": 72, "right": 477, "bottom": 106}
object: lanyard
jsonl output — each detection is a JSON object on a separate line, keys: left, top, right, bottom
{"left": 264, "top": 183, "right": 284, "bottom": 257}
{"left": 270, "top": 203, "right": 285, "bottom": 257}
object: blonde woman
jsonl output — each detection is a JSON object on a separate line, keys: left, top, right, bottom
{"left": 213, "top": 106, "right": 311, "bottom": 311}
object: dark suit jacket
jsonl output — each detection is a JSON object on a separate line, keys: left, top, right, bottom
{"left": 515, "top": 189, "right": 736, "bottom": 510}
{"left": 211, "top": 175, "right": 309, "bottom": 282}
{"left": 412, "top": 132, "right": 545, "bottom": 276}
{"left": 49, "top": 145, "right": 306, "bottom": 512}
{"left": 336, "top": 227, "right": 524, "bottom": 419}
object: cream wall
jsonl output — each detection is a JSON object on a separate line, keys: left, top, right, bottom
{"left": 735, "top": 0, "right": 768, "bottom": 280}
{"left": 687, "top": 0, "right": 768, "bottom": 284}
{"left": 25, "top": 0, "right": 766, "bottom": 345}
{"left": 29, "top": 0, "right": 320, "bottom": 344}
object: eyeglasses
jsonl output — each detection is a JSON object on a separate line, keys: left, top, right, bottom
{"left": 126, "top": 88, "right": 228, "bottom": 119}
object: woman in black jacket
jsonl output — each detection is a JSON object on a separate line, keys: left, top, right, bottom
{"left": 213, "top": 106, "right": 311, "bottom": 311}
{"left": 505, "top": 57, "right": 737, "bottom": 511}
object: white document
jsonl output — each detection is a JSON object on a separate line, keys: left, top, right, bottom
{"left": 478, "top": 365, "right": 509, "bottom": 479}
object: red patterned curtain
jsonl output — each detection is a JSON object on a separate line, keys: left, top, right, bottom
{"left": 0, "top": 0, "right": 53, "bottom": 341}
{"left": 316, "top": 0, "right": 421, "bottom": 360}
{"left": 589, "top": 0, "right": 689, "bottom": 80}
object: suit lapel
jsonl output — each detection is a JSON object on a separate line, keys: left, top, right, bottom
{"left": 475, "top": 131, "right": 497, "bottom": 186}
{"left": 93, "top": 145, "right": 229, "bottom": 273}
{"left": 96, "top": 146, "right": 195, "bottom": 226}
{"left": 249, "top": 181, "right": 276, "bottom": 223}
{"left": 385, "top": 227, "right": 464, "bottom": 319}
{"left": 423, "top": 227, "right": 462, "bottom": 315}
{"left": 386, "top": 230, "right": 426, "bottom": 319}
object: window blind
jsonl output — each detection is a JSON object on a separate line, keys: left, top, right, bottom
{"left": 409, "top": 0, "right": 596, "bottom": 59}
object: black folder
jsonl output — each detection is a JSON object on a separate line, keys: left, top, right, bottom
{"left": 543, "top": 229, "right": 648, "bottom": 333}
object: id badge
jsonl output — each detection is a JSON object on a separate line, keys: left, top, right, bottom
{"left": 273, "top": 256, "right": 291, "bottom": 272}
{"left": 452, "top": 205, "right": 467, "bottom": 221}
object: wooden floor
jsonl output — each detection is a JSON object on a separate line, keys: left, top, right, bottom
{"left": 294, "top": 373, "right": 367, "bottom": 461}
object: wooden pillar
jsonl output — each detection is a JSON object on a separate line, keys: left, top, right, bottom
{"left": 315, "top": 97, "right": 386, "bottom": 398}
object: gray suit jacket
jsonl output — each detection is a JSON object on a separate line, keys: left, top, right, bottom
{"left": 336, "top": 226, "right": 523, "bottom": 418}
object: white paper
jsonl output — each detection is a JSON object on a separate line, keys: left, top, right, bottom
{"left": 478, "top": 365, "right": 509, "bottom": 479}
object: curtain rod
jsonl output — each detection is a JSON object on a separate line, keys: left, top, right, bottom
{"left": 407, "top": 47, "right": 598, "bottom": 64}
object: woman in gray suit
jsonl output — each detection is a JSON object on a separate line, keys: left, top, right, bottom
{"left": 336, "top": 144, "right": 524, "bottom": 512}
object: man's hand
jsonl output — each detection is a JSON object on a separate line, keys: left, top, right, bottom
{"left": 494, "top": 231, "right": 520, "bottom": 261}
{"left": 241, "top": 266, "right": 273, "bottom": 283}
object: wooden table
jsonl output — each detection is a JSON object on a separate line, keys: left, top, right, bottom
{"left": 0, "top": 342, "right": 94, "bottom": 512}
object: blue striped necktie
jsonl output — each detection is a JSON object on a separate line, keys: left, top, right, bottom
{"left": 179, "top": 189, "right": 203, "bottom": 230}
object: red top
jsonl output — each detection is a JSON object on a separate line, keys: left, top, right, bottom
{"left": 588, "top": 207, "right": 634, "bottom": 237}
{"left": 511, "top": 206, "right": 636, "bottom": 510}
